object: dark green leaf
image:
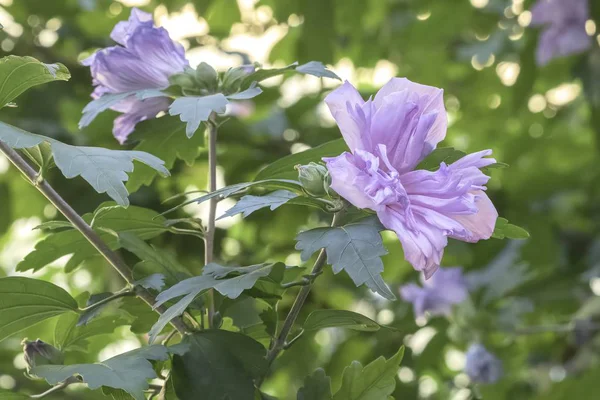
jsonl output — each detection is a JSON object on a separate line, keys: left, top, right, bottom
{"left": 171, "top": 331, "right": 267, "bottom": 400}
{"left": 255, "top": 138, "right": 348, "bottom": 181}
{"left": 0, "top": 55, "right": 70, "bottom": 107}
{"left": 126, "top": 116, "right": 204, "bottom": 192}
{"left": 0, "top": 277, "right": 78, "bottom": 342}
{"left": 54, "top": 312, "right": 129, "bottom": 352}
{"left": 295, "top": 217, "right": 395, "bottom": 300}
{"left": 119, "top": 232, "right": 191, "bottom": 288}
{"left": 18, "top": 204, "right": 169, "bottom": 273}
{"left": 333, "top": 347, "right": 405, "bottom": 400}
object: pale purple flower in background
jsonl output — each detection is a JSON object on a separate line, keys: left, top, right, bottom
{"left": 82, "top": 8, "right": 188, "bottom": 143}
{"left": 323, "top": 79, "right": 498, "bottom": 278}
{"left": 224, "top": 100, "right": 255, "bottom": 118}
{"left": 400, "top": 267, "right": 468, "bottom": 318}
{"left": 465, "top": 344, "right": 503, "bottom": 384}
{"left": 530, "top": 0, "right": 592, "bottom": 66}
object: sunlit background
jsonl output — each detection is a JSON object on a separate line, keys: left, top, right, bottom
{"left": 0, "top": 0, "right": 600, "bottom": 399}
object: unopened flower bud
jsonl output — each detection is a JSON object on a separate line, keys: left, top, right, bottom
{"left": 168, "top": 68, "right": 197, "bottom": 89}
{"left": 22, "top": 339, "right": 64, "bottom": 373}
{"left": 195, "top": 62, "right": 218, "bottom": 92}
{"left": 222, "top": 65, "right": 255, "bottom": 92}
{"left": 296, "top": 162, "right": 331, "bottom": 197}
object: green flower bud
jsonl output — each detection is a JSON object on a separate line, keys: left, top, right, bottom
{"left": 221, "top": 64, "right": 255, "bottom": 92}
{"left": 22, "top": 339, "right": 64, "bottom": 373}
{"left": 195, "top": 62, "right": 218, "bottom": 92}
{"left": 168, "top": 68, "right": 197, "bottom": 90}
{"left": 296, "top": 162, "right": 332, "bottom": 197}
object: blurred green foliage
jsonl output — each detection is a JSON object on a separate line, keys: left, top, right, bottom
{"left": 0, "top": 0, "right": 599, "bottom": 399}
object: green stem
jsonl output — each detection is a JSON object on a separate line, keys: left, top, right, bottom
{"left": 205, "top": 120, "right": 218, "bottom": 328}
{"left": 259, "top": 211, "right": 343, "bottom": 385}
{"left": 79, "top": 288, "right": 135, "bottom": 312}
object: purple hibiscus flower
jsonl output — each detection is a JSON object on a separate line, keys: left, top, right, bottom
{"left": 323, "top": 79, "right": 498, "bottom": 278}
{"left": 82, "top": 8, "right": 188, "bottom": 143}
{"left": 400, "top": 267, "right": 468, "bottom": 318}
{"left": 530, "top": 0, "right": 592, "bottom": 66}
{"left": 465, "top": 343, "right": 503, "bottom": 384}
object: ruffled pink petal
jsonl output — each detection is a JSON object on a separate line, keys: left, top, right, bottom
{"left": 323, "top": 153, "right": 377, "bottom": 210}
{"left": 324, "top": 81, "right": 368, "bottom": 152}
{"left": 378, "top": 205, "right": 446, "bottom": 279}
{"left": 373, "top": 78, "right": 447, "bottom": 151}
{"left": 450, "top": 191, "right": 498, "bottom": 242}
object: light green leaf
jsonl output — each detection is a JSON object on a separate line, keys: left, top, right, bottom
{"left": 492, "top": 217, "right": 530, "bottom": 240}
{"left": 295, "top": 217, "right": 395, "bottom": 300}
{"left": 227, "top": 83, "right": 263, "bottom": 100}
{"left": 333, "top": 347, "right": 405, "bottom": 400}
{"left": 218, "top": 190, "right": 298, "bottom": 219}
{"left": 254, "top": 138, "right": 348, "bottom": 181}
{"left": 415, "top": 147, "right": 467, "bottom": 171}
{"left": 205, "top": 0, "right": 241, "bottom": 35}
{"left": 0, "top": 55, "right": 70, "bottom": 107}
{"left": 0, "top": 121, "right": 169, "bottom": 206}
{"left": 32, "top": 345, "right": 170, "bottom": 400}
{"left": 149, "top": 263, "right": 283, "bottom": 343}
{"left": 0, "top": 389, "right": 30, "bottom": 399}
{"left": 126, "top": 116, "right": 204, "bottom": 192}
{"left": 296, "top": 61, "right": 341, "bottom": 80}
{"left": 161, "top": 179, "right": 302, "bottom": 216}
{"left": 239, "top": 61, "right": 340, "bottom": 89}
{"left": 297, "top": 369, "right": 332, "bottom": 400}
{"left": 18, "top": 204, "right": 169, "bottom": 273}
{"left": 168, "top": 94, "right": 229, "bottom": 137}
{"left": 171, "top": 331, "right": 267, "bottom": 400}
{"left": 240, "top": 63, "right": 298, "bottom": 88}
{"left": 303, "top": 310, "right": 383, "bottom": 332}
{"left": 0, "top": 277, "right": 78, "bottom": 342}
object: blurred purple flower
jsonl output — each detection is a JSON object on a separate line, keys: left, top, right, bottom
{"left": 323, "top": 79, "right": 498, "bottom": 278}
{"left": 530, "top": 0, "right": 592, "bottom": 66}
{"left": 82, "top": 8, "right": 188, "bottom": 143}
{"left": 465, "top": 344, "right": 503, "bottom": 384}
{"left": 400, "top": 267, "right": 468, "bottom": 318}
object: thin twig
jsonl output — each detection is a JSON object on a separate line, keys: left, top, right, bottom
{"left": 79, "top": 288, "right": 135, "bottom": 312}
{"left": 0, "top": 142, "right": 190, "bottom": 336}
{"left": 205, "top": 120, "right": 218, "bottom": 328}
{"left": 161, "top": 329, "right": 179, "bottom": 346}
{"left": 259, "top": 211, "right": 343, "bottom": 385}
{"left": 30, "top": 381, "right": 69, "bottom": 398}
